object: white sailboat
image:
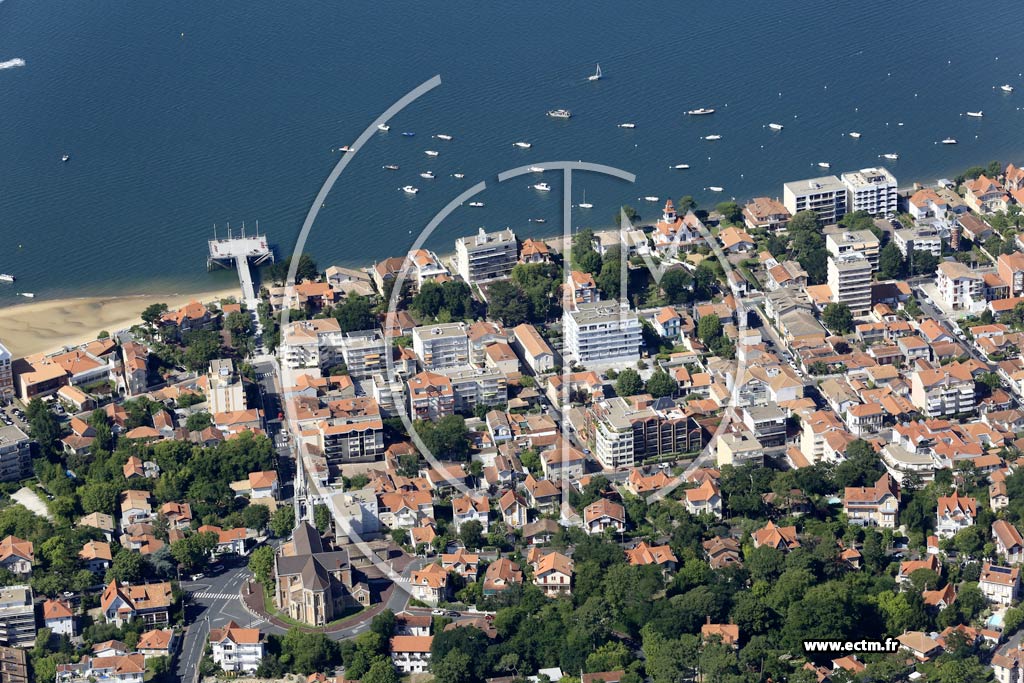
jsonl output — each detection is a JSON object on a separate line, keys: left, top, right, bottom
{"left": 578, "top": 190, "right": 593, "bottom": 209}
{"left": 588, "top": 63, "right": 602, "bottom": 81}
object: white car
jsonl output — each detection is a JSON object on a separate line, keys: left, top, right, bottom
{"left": 431, "top": 608, "right": 445, "bottom": 616}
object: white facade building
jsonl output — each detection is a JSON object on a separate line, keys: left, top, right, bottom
{"left": 841, "top": 167, "right": 898, "bottom": 216}
{"left": 565, "top": 302, "right": 642, "bottom": 364}
{"left": 783, "top": 175, "right": 848, "bottom": 223}
{"left": 455, "top": 227, "right": 518, "bottom": 284}
{"left": 413, "top": 323, "right": 470, "bottom": 370}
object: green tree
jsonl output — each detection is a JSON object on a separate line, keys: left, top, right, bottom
{"left": 822, "top": 302, "right": 854, "bottom": 334}
{"left": 248, "top": 545, "right": 275, "bottom": 585}
{"left": 414, "top": 415, "right": 470, "bottom": 461}
{"left": 697, "top": 314, "right": 723, "bottom": 346}
{"left": 459, "top": 520, "right": 484, "bottom": 550}
{"left": 432, "top": 650, "right": 473, "bottom": 683}
{"left": 645, "top": 369, "right": 677, "bottom": 398}
{"left": 241, "top": 504, "right": 270, "bottom": 531}
{"left": 660, "top": 268, "right": 692, "bottom": 305}
{"left": 910, "top": 249, "right": 940, "bottom": 277}
{"left": 270, "top": 506, "right": 295, "bottom": 537}
{"left": 141, "top": 303, "right": 169, "bottom": 326}
{"left": 314, "top": 504, "right": 333, "bottom": 534}
{"left": 185, "top": 411, "right": 212, "bottom": 432}
{"left": 715, "top": 201, "right": 742, "bottom": 223}
{"left": 615, "top": 368, "right": 644, "bottom": 397}
{"left": 486, "top": 280, "right": 530, "bottom": 326}
{"left": 362, "top": 659, "right": 400, "bottom": 683}
{"left": 788, "top": 210, "right": 828, "bottom": 284}
{"left": 331, "top": 294, "right": 375, "bottom": 333}
{"left": 182, "top": 331, "right": 222, "bottom": 372}
{"left": 878, "top": 242, "right": 905, "bottom": 279}
{"left": 107, "top": 549, "right": 144, "bottom": 584}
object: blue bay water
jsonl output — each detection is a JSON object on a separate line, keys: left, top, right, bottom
{"left": 0, "top": 0, "right": 1023, "bottom": 302}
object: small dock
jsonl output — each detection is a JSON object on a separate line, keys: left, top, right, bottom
{"left": 207, "top": 226, "right": 273, "bottom": 307}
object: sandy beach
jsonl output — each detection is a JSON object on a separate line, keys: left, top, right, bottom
{"left": 0, "top": 288, "right": 240, "bottom": 359}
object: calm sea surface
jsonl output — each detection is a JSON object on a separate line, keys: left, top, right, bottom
{"left": 1, "top": 0, "right": 1023, "bottom": 301}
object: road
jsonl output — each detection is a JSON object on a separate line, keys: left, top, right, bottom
{"left": 176, "top": 555, "right": 270, "bottom": 681}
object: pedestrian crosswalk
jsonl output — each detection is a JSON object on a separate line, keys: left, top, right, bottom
{"left": 190, "top": 592, "right": 239, "bottom": 601}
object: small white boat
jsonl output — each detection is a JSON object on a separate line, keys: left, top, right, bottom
{"left": 578, "top": 202, "right": 593, "bottom": 209}
{"left": 687, "top": 108, "right": 715, "bottom": 115}
{"left": 0, "top": 274, "right": 14, "bottom": 282}
{"left": 768, "top": 123, "right": 784, "bottom": 130}
{"left": 61, "top": 154, "right": 70, "bottom": 162}
{"left": 401, "top": 185, "right": 419, "bottom": 195}
{"left": 643, "top": 196, "right": 659, "bottom": 202}
{"left": 420, "top": 171, "right": 435, "bottom": 179}
{"left": 703, "top": 134, "right": 722, "bottom": 141}
{"left": 671, "top": 164, "right": 690, "bottom": 170}
{"left": 881, "top": 153, "right": 899, "bottom": 160}
{"left": 1001, "top": 84, "right": 1014, "bottom": 93}
{"left": 546, "top": 109, "right": 572, "bottom": 119}
{"left": 618, "top": 122, "right": 636, "bottom": 129}
{"left": 382, "top": 164, "right": 400, "bottom": 171}
{"left": 708, "top": 186, "right": 724, "bottom": 192}
{"left": 942, "top": 138, "right": 958, "bottom": 145}
{"left": 513, "top": 141, "right": 532, "bottom": 149}
{"left": 377, "top": 124, "right": 390, "bottom": 132}
{"left": 18, "top": 292, "right": 34, "bottom": 298}
{"left": 529, "top": 218, "right": 547, "bottom": 223}
{"left": 424, "top": 150, "right": 439, "bottom": 156}
{"left": 588, "top": 63, "right": 602, "bottom": 82}
{"left": 529, "top": 166, "right": 545, "bottom": 173}
{"left": 468, "top": 201, "right": 484, "bottom": 207}
{"left": 434, "top": 133, "right": 453, "bottom": 141}
{"left": 966, "top": 111, "right": 984, "bottom": 117}
{"left": 532, "top": 182, "right": 551, "bottom": 192}
{"left": 818, "top": 162, "right": 831, "bottom": 169}
{"left": 452, "top": 173, "right": 465, "bottom": 179}
{"left": 848, "top": 132, "right": 861, "bottom": 139}
{"left": 339, "top": 145, "right": 352, "bottom": 153}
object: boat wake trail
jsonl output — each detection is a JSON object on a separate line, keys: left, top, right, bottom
{"left": 0, "top": 58, "right": 26, "bottom": 70}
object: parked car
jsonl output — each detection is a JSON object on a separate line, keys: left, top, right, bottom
{"left": 190, "top": 573, "right": 205, "bottom": 581}
{"left": 431, "top": 608, "right": 445, "bottom": 616}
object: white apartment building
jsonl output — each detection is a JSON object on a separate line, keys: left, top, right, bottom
{"left": 340, "top": 330, "right": 388, "bottom": 380}
{"left": 593, "top": 398, "right": 636, "bottom": 471}
{"left": 910, "top": 363, "right": 975, "bottom": 417}
{"left": 207, "top": 359, "right": 247, "bottom": 414}
{"left": 455, "top": 227, "right": 518, "bottom": 284}
{"left": 413, "top": 323, "right": 470, "bottom": 370}
{"left": 827, "top": 252, "right": 873, "bottom": 316}
{"left": 0, "top": 342, "right": 12, "bottom": 402}
{"left": 826, "top": 228, "right": 880, "bottom": 269}
{"left": 280, "top": 318, "right": 344, "bottom": 370}
{"left": 209, "top": 622, "right": 264, "bottom": 673}
{"left": 841, "top": 167, "right": 898, "bottom": 216}
{"left": 936, "top": 261, "right": 984, "bottom": 311}
{"left": 565, "top": 302, "right": 642, "bottom": 364}
{"left": 894, "top": 225, "right": 943, "bottom": 258}
{"left": 783, "top": 175, "right": 848, "bottom": 223}
{"left": 439, "top": 365, "right": 508, "bottom": 413}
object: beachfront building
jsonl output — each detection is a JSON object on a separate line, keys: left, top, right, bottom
{"left": 894, "top": 224, "right": 943, "bottom": 259}
{"left": 455, "top": 227, "right": 518, "bottom": 284}
{"left": 783, "top": 175, "right": 848, "bottom": 224}
{"left": 412, "top": 323, "right": 469, "bottom": 370}
{"left": 826, "top": 227, "right": 880, "bottom": 270}
{"left": 0, "top": 342, "right": 12, "bottom": 402}
{"left": 841, "top": 167, "right": 898, "bottom": 216}
{"left": 743, "top": 197, "right": 791, "bottom": 231}
{"left": 565, "top": 302, "right": 642, "bottom": 364}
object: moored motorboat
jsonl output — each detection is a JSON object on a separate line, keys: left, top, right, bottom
{"left": 424, "top": 150, "right": 439, "bottom": 156}
{"left": 0, "top": 274, "right": 14, "bottom": 282}
{"left": 768, "top": 123, "right": 784, "bottom": 130}
{"left": 942, "top": 138, "right": 957, "bottom": 145}
{"left": 671, "top": 164, "right": 690, "bottom": 170}
{"left": 513, "top": 141, "right": 532, "bottom": 149}
{"left": 532, "top": 182, "right": 551, "bottom": 192}
{"left": 618, "top": 122, "right": 636, "bottom": 129}
{"left": 377, "top": 124, "right": 390, "bottom": 132}
{"left": 703, "top": 134, "right": 722, "bottom": 141}
{"left": 818, "top": 162, "right": 831, "bottom": 169}
{"left": 420, "top": 171, "right": 435, "bottom": 179}
{"left": 687, "top": 108, "right": 715, "bottom": 115}
{"left": 401, "top": 185, "right": 419, "bottom": 194}
{"left": 849, "top": 132, "right": 862, "bottom": 138}
{"left": 434, "top": 134, "right": 453, "bottom": 141}
{"left": 468, "top": 201, "right": 484, "bottom": 207}
{"left": 383, "top": 164, "right": 400, "bottom": 170}
{"left": 966, "top": 111, "right": 984, "bottom": 117}
{"left": 547, "top": 109, "right": 572, "bottom": 119}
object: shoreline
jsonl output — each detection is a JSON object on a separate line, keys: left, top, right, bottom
{"left": 0, "top": 288, "right": 240, "bottom": 359}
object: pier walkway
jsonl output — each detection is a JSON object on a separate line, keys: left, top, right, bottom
{"left": 207, "top": 229, "right": 273, "bottom": 310}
